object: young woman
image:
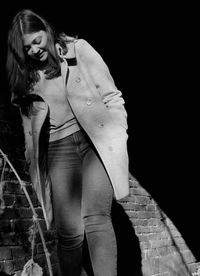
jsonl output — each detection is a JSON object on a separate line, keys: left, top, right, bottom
{"left": 6, "top": 9, "right": 129, "bottom": 276}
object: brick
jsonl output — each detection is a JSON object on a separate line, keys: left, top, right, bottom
{"left": 182, "top": 250, "right": 196, "bottom": 263}
{"left": 2, "top": 194, "right": 16, "bottom": 206}
{"left": 4, "top": 181, "right": 22, "bottom": 194}
{"left": 133, "top": 204, "right": 147, "bottom": 211}
{"left": 15, "top": 195, "right": 30, "bottom": 207}
{"left": 135, "top": 226, "right": 152, "bottom": 234}
{"left": 174, "top": 236, "right": 186, "bottom": 245}
{"left": 148, "top": 211, "right": 162, "bottom": 219}
{"left": 15, "top": 194, "right": 39, "bottom": 208}
{"left": 142, "top": 258, "right": 154, "bottom": 275}
{"left": 135, "top": 195, "right": 151, "bottom": 205}
{"left": 146, "top": 204, "right": 157, "bottom": 211}
{"left": 11, "top": 246, "right": 31, "bottom": 259}
{"left": 150, "top": 239, "right": 169, "bottom": 248}
{"left": 121, "top": 202, "right": 137, "bottom": 210}
{"left": 11, "top": 257, "right": 26, "bottom": 271}
{"left": 120, "top": 196, "right": 136, "bottom": 203}
{"left": 0, "top": 231, "right": 29, "bottom": 246}
{"left": 14, "top": 219, "right": 34, "bottom": 232}
{"left": 130, "top": 187, "right": 150, "bottom": 196}
{"left": 151, "top": 257, "right": 163, "bottom": 274}
{"left": 145, "top": 248, "right": 159, "bottom": 258}
{"left": 157, "top": 246, "right": 172, "bottom": 256}
{"left": 137, "top": 211, "right": 152, "bottom": 219}
{"left": 0, "top": 232, "right": 16, "bottom": 246}
{"left": 140, "top": 240, "right": 151, "bottom": 250}
{"left": 0, "top": 207, "right": 16, "bottom": 220}
{"left": 128, "top": 177, "right": 139, "bottom": 188}
{"left": 132, "top": 219, "right": 148, "bottom": 227}
{"left": 159, "top": 254, "right": 191, "bottom": 275}
{"left": 0, "top": 260, "right": 14, "bottom": 274}
{"left": 0, "top": 246, "right": 12, "bottom": 260}
{"left": 148, "top": 218, "right": 161, "bottom": 226}
{"left": 0, "top": 220, "right": 13, "bottom": 232}
{"left": 149, "top": 226, "right": 163, "bottom": 233}
{"left": 178, "top": 242, "right": 189, "bottom": 251}
{"left": 16, "top": 207, "right": 33, "bottom": 218}
{"left": 171, "top": 230, "right": 182, "bottom": 239}
{"left": 126, "top": 210, "right": 138, "bottom": 219}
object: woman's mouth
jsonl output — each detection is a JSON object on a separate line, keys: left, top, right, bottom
{"left": 36, "top": 51, "right": 44, "bottom": 58}
{"left": 34, "top": 51, "right": 46, "bottom": 60}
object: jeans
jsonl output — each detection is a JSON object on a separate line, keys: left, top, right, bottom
{"left": 47, "top": 130, "right": 117, "bottom": 276}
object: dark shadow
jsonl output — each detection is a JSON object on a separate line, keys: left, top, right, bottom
{"left": 128, "top": 120, "right": 200, "bottom": 262}
{"left": 112, "top": 199, "right": 142, "bottom": 276}
{"left": 0, "top": 104, "right": 27, "bottom": 179}
{"left": 82, "top": 235, "right": 94, "bottom": 276}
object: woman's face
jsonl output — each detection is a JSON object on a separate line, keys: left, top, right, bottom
{"left": 23, "top": 30, "right": 48, "bottom": 62}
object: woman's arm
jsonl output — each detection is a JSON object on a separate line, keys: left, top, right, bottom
{"left": 76, "top": 39, "right": 128, "bottom": 130}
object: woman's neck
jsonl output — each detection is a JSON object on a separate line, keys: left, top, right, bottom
{"left": 33, "top": 59, "right": 49, "bottom": 71}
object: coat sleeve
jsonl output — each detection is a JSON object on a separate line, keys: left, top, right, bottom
{"left": 76, "top": 39, "right": 128, "bottom": 130}
{"left": 13, "top": 94, "right": 46, "bottom": 166}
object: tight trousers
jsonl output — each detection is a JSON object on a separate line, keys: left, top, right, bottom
{"left": 47, "top": 129, "right": 117, "bottom": 276}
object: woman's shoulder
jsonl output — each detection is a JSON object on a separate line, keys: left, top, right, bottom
{"left": 75, "top": 38, "right": 95, "bottom": 57}
{"left": 57, "top": 33, "right": 95, "bottom": 59}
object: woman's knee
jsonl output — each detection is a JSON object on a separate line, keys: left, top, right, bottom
{"left": 83, "top": 214, "right": 112, "bottom": 233}
{"left": 57, "top": 231, "right": 84, "bottom": 250}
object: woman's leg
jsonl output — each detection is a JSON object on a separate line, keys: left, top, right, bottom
{"left": 80, "top": 136, "right": 117, "bottom": 276}
{"left": 47, "top": 135, "right": 84, "bottom": 276}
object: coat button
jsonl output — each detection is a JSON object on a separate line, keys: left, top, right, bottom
{"left": 86, "top": 98, "right": 92, "bottom": 105}
{"left": 98, "top": 123, "right": 104, "bottom": 128}
{"left": 75, "top": 77, "right": 81, "bottom": 83}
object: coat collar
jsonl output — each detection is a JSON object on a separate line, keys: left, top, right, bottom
{"left": 55, "top": 40, "right": 77, "bottom": 60}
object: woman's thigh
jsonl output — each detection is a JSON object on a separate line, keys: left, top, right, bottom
{"left": 47, "top": 135, "right": 83, "bottom": 235}
{"left": 47, "top": 131, "right": 114, "bottom": 229}
{"left": 81, "top": 147, "right": 114, "bottom": 218}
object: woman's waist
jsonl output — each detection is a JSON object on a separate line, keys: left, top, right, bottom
{"left": 49, "top": 119, "right": 80, "bottom": 142}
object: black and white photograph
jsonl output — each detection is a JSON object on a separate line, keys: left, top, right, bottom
{"left": 0, "top": 3, "right": 199, "bottom": 276}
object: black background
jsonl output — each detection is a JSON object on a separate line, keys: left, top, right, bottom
{"left": 0, "top": 3, "right": 199, "bottom": 260}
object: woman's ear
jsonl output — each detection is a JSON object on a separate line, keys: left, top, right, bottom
{"left": 55, "top": 43, "right": 64, "bottom": 58}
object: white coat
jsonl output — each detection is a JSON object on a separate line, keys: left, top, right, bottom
{"left": 17, "top": 38, "right": 129, "bottom": 229}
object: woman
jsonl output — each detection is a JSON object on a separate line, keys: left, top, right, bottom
{"left": 6, "top": 9, "right": 129, "bottom": 276}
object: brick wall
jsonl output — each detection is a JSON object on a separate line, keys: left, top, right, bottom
{"left": 0, "top": 105, "right": 61, "bottom": 276}
{"left": 0, "top": 170, "right": 60, "bottom": 276}
{"left": 0, "top": 106, "right": 200, "bottom": 275}
{"left": 1, "top": 169, "right": 200, "bottom": 276}
{"left": 119, "top": 175, "right": 200, "bottom": 275}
